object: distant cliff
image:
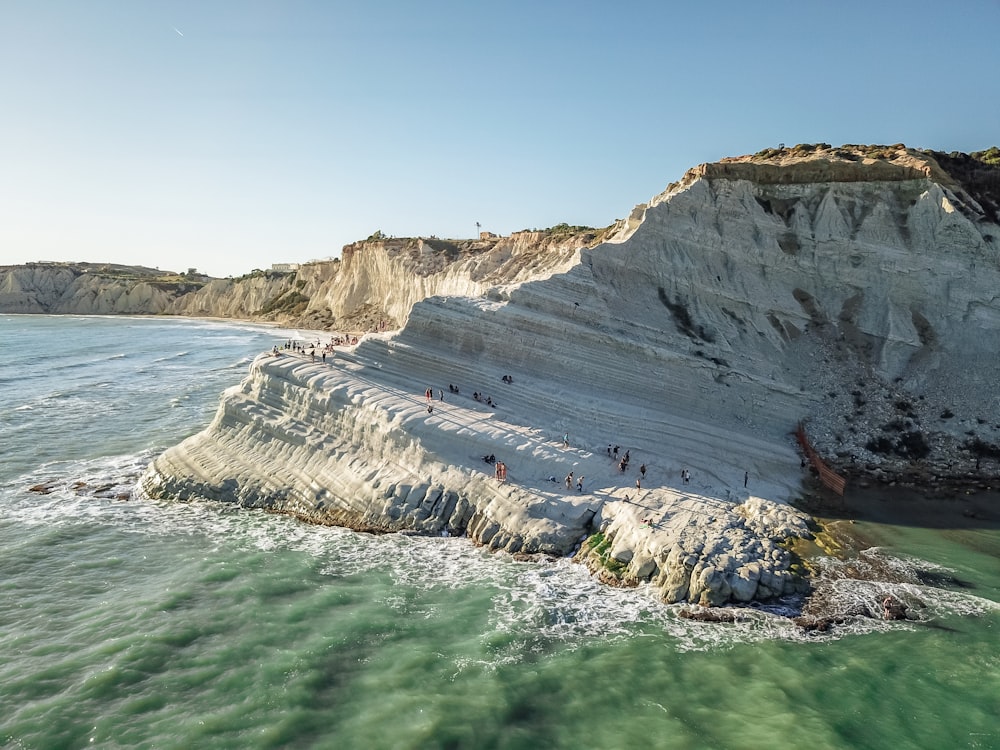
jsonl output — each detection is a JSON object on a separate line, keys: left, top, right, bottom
{"left": 0, "top": 228, "right": 604, "bottom": 330}
{"left": 0, "top": 263, "right": 197, "bottom": 315}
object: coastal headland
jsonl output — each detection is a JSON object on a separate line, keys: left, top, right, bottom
{"left": 141, "top": 343, "right": 814, "bottom": 606}
{"left": 10, "top": 144, "right": 1000, "bottom": 608}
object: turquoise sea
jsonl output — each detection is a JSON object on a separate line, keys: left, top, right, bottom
{"left": 1, "top": 315, "right": 997, "bottom": 750}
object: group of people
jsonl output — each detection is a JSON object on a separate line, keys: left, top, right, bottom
{"left": 564, "top": 471, "right": 584, "bottom": 491}
{"left": 426, "top": 374, "right": 507, "bottom": 411}
{"left": 277, "top": 337, "right": 360, "bottom": 361}
{"left": 414, "top": 374, "right": 708, "bottom": 496}
{"left": 423, "top": 387, "right": 438, "bottom": 413}
{"left": 473, "top": 392, "right": 497, "bottom": 407}
{"left": 604, "top": 442, "right": 689, "bottom": 490}
{"left": 481, "top": 453, "right": 507, "bottom": 482}
{"left": 429, "top": 374, "right": 514, "bottom": 410}
{"left": 286, "top": 337, "right": 359, "bottom": 351}
{"left": 327, "top": 335, "right": 359, "bottom": 347}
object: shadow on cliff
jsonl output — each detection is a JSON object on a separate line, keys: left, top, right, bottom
{"left": 796, "top": 482, "right": 1000, "bottom": 531}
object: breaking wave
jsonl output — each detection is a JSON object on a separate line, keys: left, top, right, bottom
{"left": 8, "top": 452, "right": 995, "bottom": 658}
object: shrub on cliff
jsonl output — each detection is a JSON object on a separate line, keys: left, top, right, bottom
{"left": 866, "top": 429, "right": 930, "bottom": 460}
{"left": 258, "top": 290, "right": 309, "bottom": 316}
{"left": 971, "top": 146, "right": 1000, "bottom": 166}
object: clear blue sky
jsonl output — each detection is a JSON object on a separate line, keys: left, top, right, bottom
{"left": 2, "top": 1, "right": 998, "bottom": 278}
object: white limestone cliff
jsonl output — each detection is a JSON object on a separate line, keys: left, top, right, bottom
{"left": 299, "top": 232, "right": 583, "bottom": 329}
{"left": 140, "top": 146, "right": 1000, "bottom": 605}
{"left": 0, "top": 264, "right": 178, "bottom": 315}
{"left": 11, "top": 145, "right": 999, "bottom": 605}
{"left": 168, "top": 274, "right": 296, "bottom": 320}
{"left": 0, "top": 232, "right": 587, "bottom": 326}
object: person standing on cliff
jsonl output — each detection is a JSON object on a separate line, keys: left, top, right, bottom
{"left": 565, "top": 472, "right": 573, "bottom": 489}
{"left": 577, "top": 476, "right": 584, "bottom": 492}
{"left": 563, "top": 433, "right": 569, "bottom": 448}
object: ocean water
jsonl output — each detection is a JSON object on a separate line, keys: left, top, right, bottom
{"left": 1, "top": 314, "right": 998, "bottom": 750}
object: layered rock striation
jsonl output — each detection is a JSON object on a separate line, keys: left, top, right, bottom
{"left": 0, "top": 263, "right": 185, "bottom": 315}
{"left": 15, "top": 144, "right": 999, "bottom": 604}
{"left": 140, "top": 145, "right": 1000, "bottom": 604}
{"left": 141, "top": 346, "right": 814, "bottom": 606}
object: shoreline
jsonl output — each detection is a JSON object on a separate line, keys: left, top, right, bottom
{"left": 141, "top": 339, "right": 999, "bottom": 620}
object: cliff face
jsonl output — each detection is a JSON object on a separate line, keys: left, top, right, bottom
{"left": 601, "top": 148, "right": 1000, "bottom": 483}
{"left": 292, "top": 231, "right": 588, "bottom": 330}
{"left": 141, "top": 146, "right": 1000, "bottom": 607}
{"left": 0, "top": 231, "right": 592, "bottom": 327}
{"left": 168, "top": 275, "right": 297, "bottom": 321}
{"left": 369, "top": 158, "right": 1000, "bottom": 487}
{"left": 0, "top": 263, "right": 181, "bottom": 314}
{"left": 141, "top": 351, "right": 814, "bottom": 606}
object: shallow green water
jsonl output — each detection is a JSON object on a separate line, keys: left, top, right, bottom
{"left": 2, "top": 316, "right": 998, "bottom": 749}
{"left": 3, "top": 511, "right": 995, "bottom": 750}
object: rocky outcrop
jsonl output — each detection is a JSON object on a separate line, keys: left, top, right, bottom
{"left": 139, "top": 144, "right": 1000, "bottom": 606}
{"left": 14, "top": 145, "right": 1000, "bottom": 604}
{"left": 0, "top": 263, "right": 182, "bottom": 314}
{"left": 141, "top": 347, "right": 814, "bottom": 605}
{"left": 168, "top": 274, "right": 297, "bottom": 321}
{"left": 141, "top": 354, "right": 600, "bottom": 555}
{"left": 286, "top": 231, "right": 592, "bottom": 330}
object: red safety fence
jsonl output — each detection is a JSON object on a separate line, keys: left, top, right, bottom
{"left": 795, "top": 422, "right": 847, "bottom": 496}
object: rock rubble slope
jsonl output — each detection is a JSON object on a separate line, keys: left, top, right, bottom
{"left": 142, "top": 145, "right": 1000, "bottom": 605}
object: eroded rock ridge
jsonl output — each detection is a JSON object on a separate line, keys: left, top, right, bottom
{"left": 136, "top": 145, "right": 1000, "bottom": 605}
